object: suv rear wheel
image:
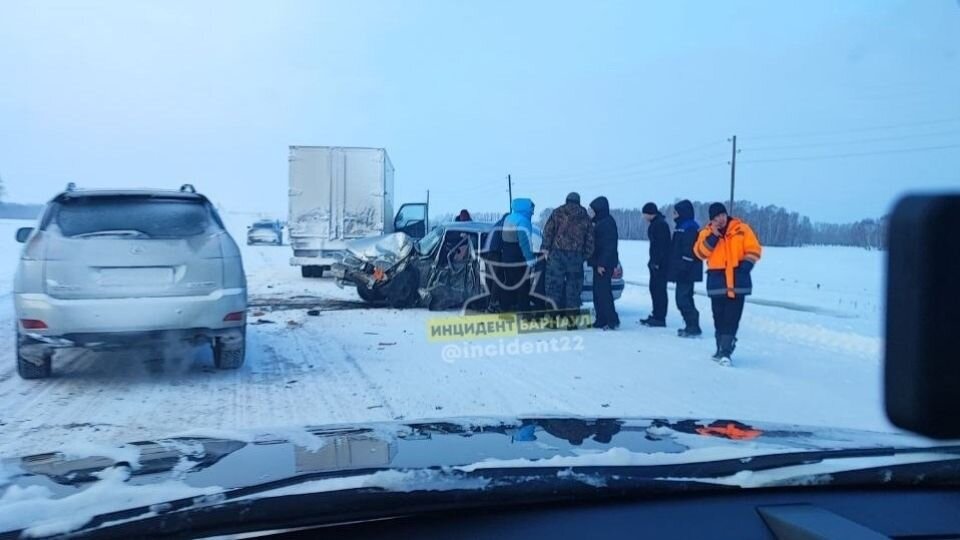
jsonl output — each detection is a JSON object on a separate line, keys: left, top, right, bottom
{"left": 213, "top": 331, "right": 246, "bottom": 369}
{"left": 16, "top": 335, "right": 52, "bottom": 379}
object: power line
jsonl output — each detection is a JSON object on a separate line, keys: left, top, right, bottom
{"left": 744, "top": 128, "right": 960, "bottom": 153}
{"left": 516, "top": 152, "right": 728, "bottom": 187}
{"left": 743, "top": 116, "right": 960, "bottom": 141}
{"left": 739, "top": 142, "right": 960, "bottom": 164}
{"left": 514, "top": 139, "right": 726, "bottom": 182}
{"left": 584, "top": 161, "right": 727, "bottom": 190}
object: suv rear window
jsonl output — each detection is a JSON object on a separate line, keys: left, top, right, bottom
{"left": 52, "top": 197, "right": 219, "bottom": 239}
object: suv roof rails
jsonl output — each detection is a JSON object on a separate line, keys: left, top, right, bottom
{"left": 180, "top": 184, "right": 197, "bottom": 194}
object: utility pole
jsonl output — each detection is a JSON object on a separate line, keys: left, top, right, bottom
{"left": 507, "top": 174, "right": 513, "bottom": 210}
{"left": 728, "top": 135, "right": 738, "bottom": 214}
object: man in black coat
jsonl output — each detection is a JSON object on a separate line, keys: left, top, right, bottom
{"left": 640, "top": 202, "right": 670, "bottom": 327}
{"left": 588, "top": 196, "right": 620, "bottom": 330}
{"left": 667, "top": 199, "right": 704, "bottom": 337}
{"left": 481, "top": 213, "right": 510, "bottom": 312}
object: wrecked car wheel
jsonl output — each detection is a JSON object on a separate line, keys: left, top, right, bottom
{"left": 386, "top": 268, "right": 420, "bottom": 309}
{"left": 357, "top": 285, "right": 385, "bottom": 303}
{"left": 301, "top": 266, "right": 324, "bottom": 278}
{"left": 16, "top": 335, "right": 52, "bottom": 379}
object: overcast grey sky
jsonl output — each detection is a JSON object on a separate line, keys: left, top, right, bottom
{"left": 1, "top": 0, "right": 958, "bottom": 223}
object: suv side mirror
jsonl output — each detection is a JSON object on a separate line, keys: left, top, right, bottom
{"left": 885, "top": 194, "right": 960, "bottom": 439}
{"left": 15, "top": 227, "right": 34, "bottom": 243}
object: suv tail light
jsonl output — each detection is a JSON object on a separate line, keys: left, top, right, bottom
{"left": 612, "top": 265, "right": 623, "bottom": 279}
{"left": 20, "top": 319, "right": 48, "bottom": 330}
{"left": 223, "top": 311, "right": 245, "bottom": 322}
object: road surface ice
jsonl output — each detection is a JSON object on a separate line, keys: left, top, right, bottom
{"left": 0, "top": 216, "right": 900, "bottom": 458}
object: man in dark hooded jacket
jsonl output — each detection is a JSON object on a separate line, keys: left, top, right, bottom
{"left": 640, "top": 202, "right": 670, "bottom": 327}
{"left": 588, "top": 196, "right": 620, "bottom": 330}
{"left": 667, "top": 199, "right": 704, "bottom": 337}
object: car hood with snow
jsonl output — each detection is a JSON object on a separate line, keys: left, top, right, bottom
{"left": 1, "top": 416, "right": 958, "bottom": 538}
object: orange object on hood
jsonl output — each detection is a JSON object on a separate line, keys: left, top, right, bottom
{"left": 695, "top": 422, "right": 763, "bottom": 440}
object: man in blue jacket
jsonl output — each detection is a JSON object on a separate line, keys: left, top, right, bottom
{"left": 667, "top": 199, "right": 704, "bottom": 337}
{"left": 500, "top": 198, "right": 537, "bottom": 313}
{"left": 588, "top": 196, "right": 620, "bottom": 330}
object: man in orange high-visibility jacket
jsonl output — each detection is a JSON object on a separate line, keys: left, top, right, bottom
{"left": 693, "top": 202, "right": 762, "bottom": 366}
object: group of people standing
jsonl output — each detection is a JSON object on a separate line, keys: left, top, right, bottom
{"left": 541, "top": 193, "right": 621, "bottom": 330}
{"left": 481, "top": 192, "right": 621, "bottom": 330}
{"left": 640, "top": 200, "right": 762, "bottom": 365}
{"left": 480, "top": 194, "right": 762, "bottom": 365}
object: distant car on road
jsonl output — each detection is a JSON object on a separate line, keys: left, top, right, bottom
{"left": 13, "top": 184, "right": 248, "bottom": 379}
{"left": 247, "top": 219, "right": 283, "bottom": 246}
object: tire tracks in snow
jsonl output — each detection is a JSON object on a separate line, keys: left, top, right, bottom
{"left": 743, "top": 311, "right": 881, "bottom": 361}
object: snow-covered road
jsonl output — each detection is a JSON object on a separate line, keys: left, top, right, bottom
{"left": 0, "top": 216, "right": 894, "bottom": 457}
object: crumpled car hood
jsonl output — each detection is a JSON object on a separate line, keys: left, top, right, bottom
{"left": 344, "top": 232, "right": 414, "bottom": 266}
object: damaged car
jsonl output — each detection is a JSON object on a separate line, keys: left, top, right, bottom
{"left": 330, "top": 222, "right": 624, "bottom": 311}
{"left": 330, "top": 222, "right": 486, "bottom": 310}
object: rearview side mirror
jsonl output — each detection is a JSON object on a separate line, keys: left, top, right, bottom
{"left": 15, "top": 227, "right": 34, "bottom": 243}
{"left": 885, "top": 194, "right": 960, "bottom": 439}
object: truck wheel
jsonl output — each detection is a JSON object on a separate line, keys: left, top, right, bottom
{"left": 357, "top": 285, "right": 385, "bottom": 303}
{"left": 213, "top": 333, "right": 246, "bottom": 369}
{"left": 386, "top": 268, "right": 420, "bottom": 309}
{"left": 16, "top": 337, "right": 52, "bottom": 379}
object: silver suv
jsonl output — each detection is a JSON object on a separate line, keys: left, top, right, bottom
{"left": 13, "top": 185, "right": 247, "bottom": 379}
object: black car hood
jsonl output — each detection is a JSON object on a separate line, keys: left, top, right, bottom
{"left": 1, "top": 416, "right": 956, "bottom": 538}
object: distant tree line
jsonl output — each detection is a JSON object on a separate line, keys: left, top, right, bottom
{"left": 0, "top": 202, "right": 44, "bottom": 220}
{"left": 538, "top": 200, "right": 886, "bottom": 250}
{"left": 440, "top": 200, "right": 887, "bottom": 249}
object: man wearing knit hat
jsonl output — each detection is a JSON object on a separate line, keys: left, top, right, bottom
{"left": 640, "top": 202, "right": 671, "bottom": 327}
{"left": 541, "top": 192, "right": 594, "bottom": 326}
{"left": 693, "top": 202, "right": 762, "bottom": 366}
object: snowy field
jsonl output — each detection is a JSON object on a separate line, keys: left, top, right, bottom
{"left": 0, "top": 215, "right": 896, "bottom": 458}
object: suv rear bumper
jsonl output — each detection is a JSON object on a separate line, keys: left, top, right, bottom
{"left": 18, "top": 327, "right": 245, "bottom": 351}
{"left": 14, "top": 288, "right": 247, "bottom": 337}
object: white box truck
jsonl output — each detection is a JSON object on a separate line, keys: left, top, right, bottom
{"left": 288, "top": 146, "right": 428, "bottom": 278}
